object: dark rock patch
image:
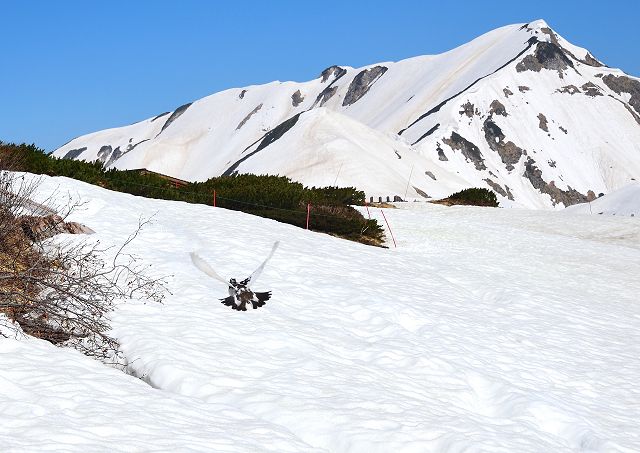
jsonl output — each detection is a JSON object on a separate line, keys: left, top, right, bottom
{"left": 516, "top": 41, "right": 574, "bottom": 78}
{"left": 459, "top": 101, "right": 475, "bottom": 117}
{"left": 556, "top": 85, "right": 580, "bottom": 95}
{"left": 312, "top": 68, "right": 347, "bottom": 108}
{"left": 314, "top": 86, "right": 338, "bottom": 107}
{"left": 394, "top": 150, "right": 402, "bottom": 159}
{"left": 538, "top": 113, "right": 549, "bottom": 132}
{"left": 581, "top": 82, "right": 603, "bottom": 97}
{"left": 436, "top": 144, "right": 448, "bottom": 161}
{"left": 602, "top": 74, "right": 640, "bottom": 115}
{"left": 223, "top": 113, "right": 302, "bottom": 176}
{"left": 425, "top": 171, "right": 436, "bottom": 180}
{"left": 584, "top": 53, "right": 604, "bottom": 67}
{"left": 413, "top": 186, "right": 430, "bottom": 198}
{"left": 151, "top": 112, "right": 170, "bottom": 122}
{"left": 127, "top": 138, "right": 150, "bottom": 152}
{"left": 523, "top": 157, "right": 589, "bottom": 206}
{"left": 105, "top": 147, "right": 122, "bottom": 167}
{"left": 489, "top": 100, "right": 507, "bottom": 116}
{"left": 239, "top": 89, "right": 247, "bottom": 99}
{"left": 342, "top": 66, "right": 388, "bottom": 107}
{"left": 443, "top": 132, "right": 486, "bottom": 171}
{"left": 97, "top": 145, "right": 112, "bottom": 163}
{"left": 291, "top": 90, "right": 304, "bottom": 107}
{"left": 503, "top": 87, "right": 514, "bottom": 98}
{"left": 484, "top": 178, "right": 514, "bottom": 200}
{"left": 62, "top": 148, "right": 86, "bottom": 160}
{"left": 558, "top": 126, "right": 568, "bottom": 134}
{"left": 518, "top": 85, "right": 530, "bottom": 93}
{"left": 548, "top": 159, "right": 556, "bottom": 167}
{"left": 483, "top": 119, "right": 524, "bottom": 171}
{"left": 320, "top": 65, "right": 347, "bottom": 83}
{"left": 159, "top": 103, "right": 192, "bottom": 135}
{"left": 236, "top": 103, "right": 263, "bottom": 130}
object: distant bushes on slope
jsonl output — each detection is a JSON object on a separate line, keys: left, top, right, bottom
{"left": 0, "top": 142, "right": 384, "bottom": 245}
{"left": 435, "top": 188, "right": 499, "bottom": 207}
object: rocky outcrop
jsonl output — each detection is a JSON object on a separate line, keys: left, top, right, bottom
{"left": 489, "top": 100, "right": 507, "bottom": 116}
{"left": 484, "top": 178, "right": 514, "bottom": 200}
{"left": 503, "top": 88, "right": 513, "bottom": 98}
{"left": 62, "top": 148, "right": 86, "bottom": 160}
{"left": 291, "top": 90, "right": 304, "bottom": 107}
{"left": 602, "top": 74, "right": 640, "bottom": 114}
{"left": 443, "top": 132, "right": 486, "bottom": 171}
{"left": 97, "top": 145, "right": 112, "bottom": 163}
{"left": 236, "top": 104, "right": 263, "bottom": 130}
{"left": 581, "top": 82, "right": 603, "bottom": 97}
{"left": 483, "top": 119, "right": 524, "bottom": 171}
{"left": 523, "top": 157, "right": 590, "bottom": 206}
{"left": 436, "top": 144, "right": 448, "bottom": 161}
{"left": 320, "top": 65, "right": 347, "bottom": 83}
{"left": 557, "top": 85, "right": 580, "bottom": 95}
{"left": 342, "top": 66, "right": 387, "bottom": 107}
{"left": 159, "top": 103, "right": 192, "bottom": 134}
{"left": 516, "top": 42, "right": 574, "bottom": 78}
{"left": 518, "top": 86, "right": 530, "bottom": 93}
{"left": 460, "top": 101, "right": 475, "bottom": 117}
{"left": 538, "top": 113, "right": 549, "bottom": 132}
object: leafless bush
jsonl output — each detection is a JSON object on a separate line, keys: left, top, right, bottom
{"left": 0, "top": 168, "right": 166, "bottom": 363}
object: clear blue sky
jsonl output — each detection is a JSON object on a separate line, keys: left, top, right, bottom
{"left": 2, "top": 0, "right": 638, "bottom": 151}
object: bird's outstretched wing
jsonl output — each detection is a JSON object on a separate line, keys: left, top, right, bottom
{"left": 246, "top": 241, "right": 279, "bottom": 288}
{"left": 190, "top": 252, "right": 231, "bottom": 287}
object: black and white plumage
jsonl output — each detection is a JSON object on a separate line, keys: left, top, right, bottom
{"left": 190, "top": 241, "right": 279, "bottom": 311}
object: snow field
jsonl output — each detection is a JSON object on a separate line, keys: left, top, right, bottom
{"left": 1, "top": 174, "right": 639, "bottom": 452}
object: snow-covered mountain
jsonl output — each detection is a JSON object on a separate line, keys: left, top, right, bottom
{"left": 53, "top": 19, "right": 640, "bottom": 209}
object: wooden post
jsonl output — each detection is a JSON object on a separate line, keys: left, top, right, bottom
{"left": 213, "top": 190, "right": 216, "bottom": 207}
{"left": 306, "top": 203, "right": 311, "bottom": 230}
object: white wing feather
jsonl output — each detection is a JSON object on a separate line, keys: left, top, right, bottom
{"left": 190, "top": 252, "right": 231, "bottom": 287}
{"left": 247, "top": 241, "right": 279, "bottom": 287}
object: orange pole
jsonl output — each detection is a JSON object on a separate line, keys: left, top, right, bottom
{"left": 213, "top": 190, "right": 216, "bottom": 207}
{"left": 380, "top": 209, "right": 397, "bottom": 248}
{"left": 306, "top": 203, "right": 311, "bottom": 230}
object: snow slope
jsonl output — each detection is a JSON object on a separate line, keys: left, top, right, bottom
{"left": 53, "top": 20, "right": 640, "bottom": 209}
{"left": 1, "top": 174, "right": 639, "bottom": 452}
{"left": 564, "top": 183, "right": 640, "bottom": 217}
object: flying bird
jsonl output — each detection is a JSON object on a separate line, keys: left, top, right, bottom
{"left": 190, "top": 241, "right": 279, "bottom": 311}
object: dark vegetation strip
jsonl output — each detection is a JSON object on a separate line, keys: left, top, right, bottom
{"left": 0, "top": 142, "right": 384, "bottom": 245}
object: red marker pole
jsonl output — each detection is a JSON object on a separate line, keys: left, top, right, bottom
{"left": 306, "top": 203, "right": 311, "bottom": 230}
{"left": 213, "top": 190, "right": 216, "bottom": 207}
{"left": 380, "top": 209, "right": 397, "bottom": 248}
{"left": 365, "top": 200, "right": 371, "bottom": 219}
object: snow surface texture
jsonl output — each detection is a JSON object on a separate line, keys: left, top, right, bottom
{"left": 53, "top": 19, "right": 640, "bottom": 209}
{"left": 1, "top": 174, "right": 639, "bottom": 452}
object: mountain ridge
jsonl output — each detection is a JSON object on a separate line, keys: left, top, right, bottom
{"left": 53, "top": 19, "right": 640, "bottom": 209}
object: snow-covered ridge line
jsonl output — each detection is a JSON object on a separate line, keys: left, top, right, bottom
{"left": 54, "top": 19, "right": 640, "bottom": 210}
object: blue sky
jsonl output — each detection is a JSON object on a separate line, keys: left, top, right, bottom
{"left": 2, "top": 0, "right": 638, "bottom": 151}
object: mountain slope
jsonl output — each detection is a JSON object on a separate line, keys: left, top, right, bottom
{"left": 53, "top": 20, "right": 640, "bottom": 208}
